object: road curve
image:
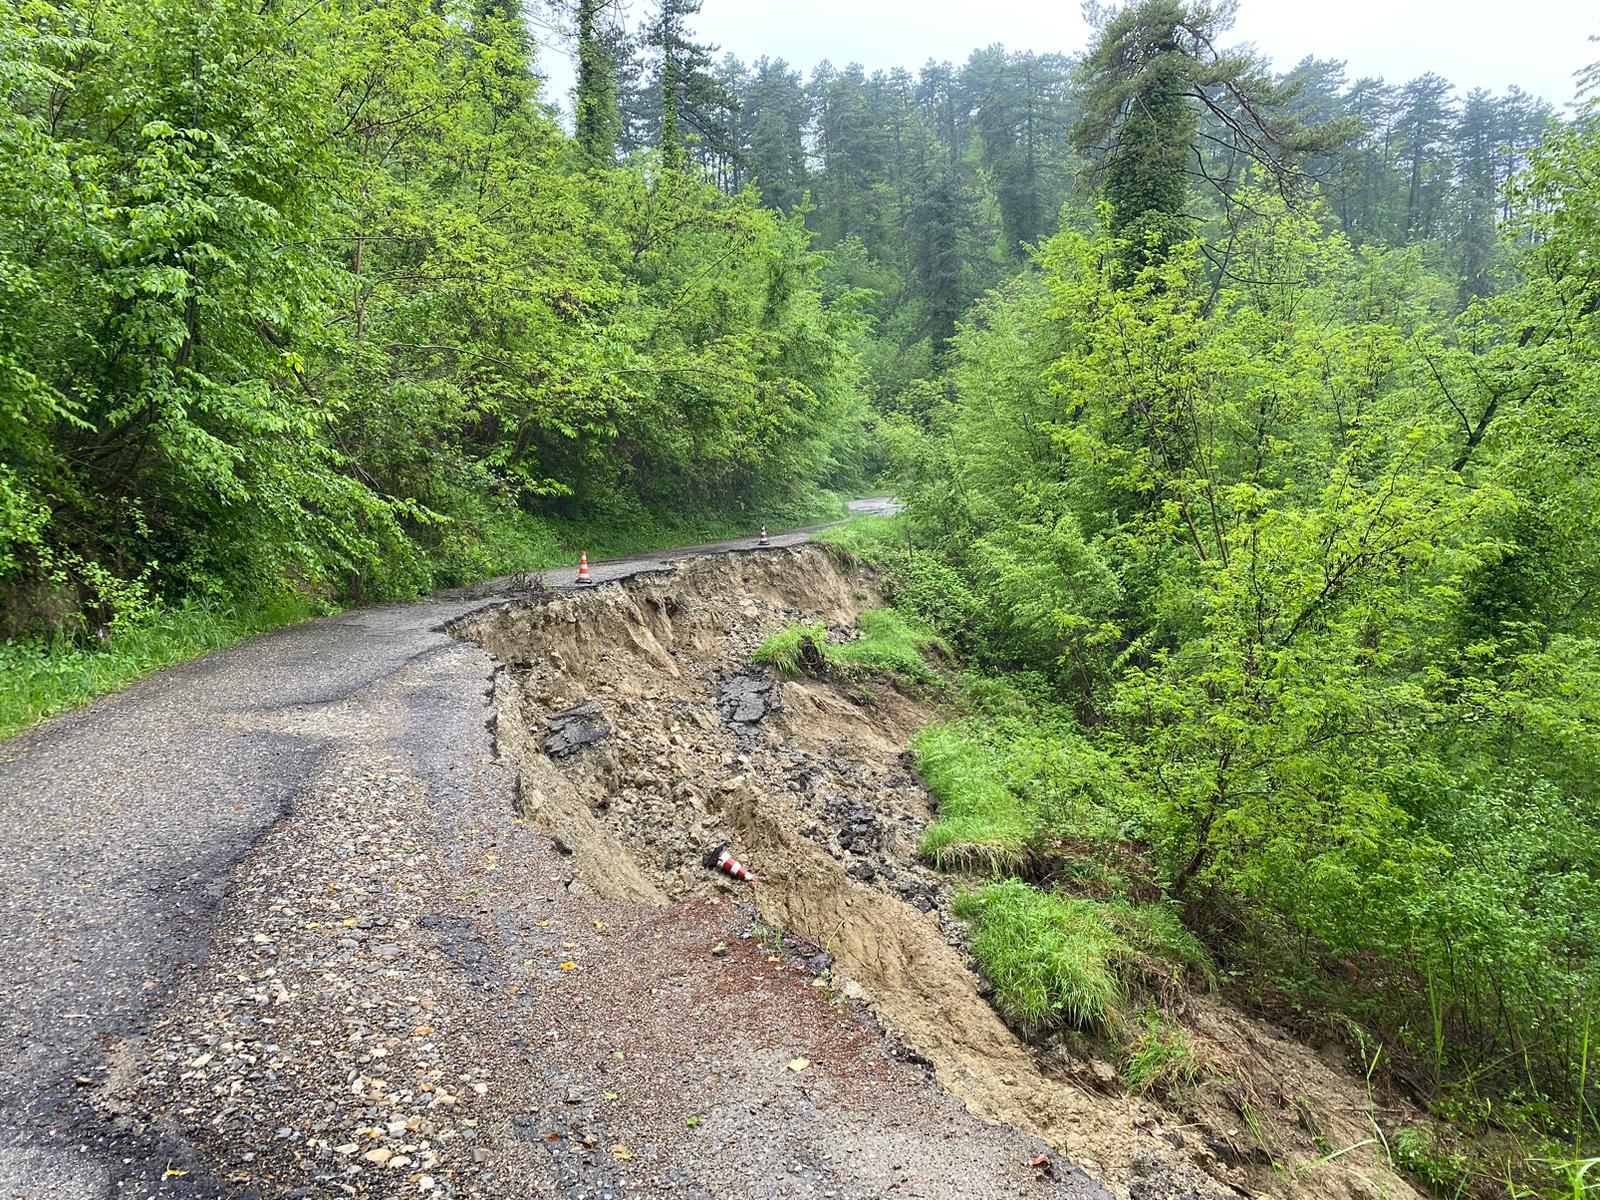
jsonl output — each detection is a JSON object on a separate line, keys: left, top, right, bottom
{"left": 0, "top": 496, "right": 1103, "bottom": 1200}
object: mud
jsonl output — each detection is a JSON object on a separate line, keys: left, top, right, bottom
{"left": 461, "top": 545, "right": 1425, "bottom": 1200}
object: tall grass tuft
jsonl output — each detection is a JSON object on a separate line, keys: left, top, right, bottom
{"left": 753, "top": 608, "right": 947, "bottom": 684}
{"left": 1122, "top": 1008, "right": 1211, "bottom": 1095}
{"left": 914, "top": 723, "right": 1038, "bottom": 874}
{"left": 753, "top": 622, "right": 831, "bottom": 679}
{"left": 830, "top": 608, "right": 947, "bottom": 681}
{"left": 953, "top": 879, "right": 1216, "bottom": 1037}
{"left": 954, "top": 880, "right": 1129, "bottom": 1033}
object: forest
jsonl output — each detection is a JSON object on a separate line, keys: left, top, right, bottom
{"left": 3, "top": 0, "right": 1598, "bottom": 1193}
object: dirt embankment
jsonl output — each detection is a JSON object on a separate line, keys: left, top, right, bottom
{"left": 462, "top": 546, "right": 1425, "bottom": 1200}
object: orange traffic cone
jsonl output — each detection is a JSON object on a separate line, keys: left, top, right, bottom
{"left": 576, "top": 551, "right": 594, "bottom": 586}
{"left": 704, "top": 843, "right": 757, "bottom": 883}
{"left": 758, "top": 527, "right": 770, "bottom": 547}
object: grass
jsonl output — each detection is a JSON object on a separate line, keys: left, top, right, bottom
{"left": 951, "top": 879, "right": 1213, "bottom": 1037}
{"left": 753, "top": 607, "right": 947, "bottom": 684}
{"left": 953, "top": 880, "right": 1130, "bottom": 1033}
{"left": 913, "top": 722, "right": 1039, "bottom": 873}
{"left": 831, "top": 609, "right": 947, "bottom": 681}
{"left": 912, "top": 681, "right": 1132, "bottom": 879}
{"left": 0, "top": 593, "right": 317, "bottom": 742}
{"left": 813, "top": 513, "right": 912, "bottom": 568}
{"left": 0, "top": 493, "right": 855, "bottom": 744}
{"left": 1122, "top": 1007, "right": 1212, "bottom": 1096}
{"left": 753, "top": 621, "right": 831, "bottom": 678}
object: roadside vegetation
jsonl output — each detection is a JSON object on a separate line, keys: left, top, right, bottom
{"left": 809, "top": 11, "right": 1600, "bottom": 1188}
{"left": 840, "top": 2, "right": 1600, "bottom": 1181}
{"left": 0, "top": 0, "right": 863, "bottom": 737}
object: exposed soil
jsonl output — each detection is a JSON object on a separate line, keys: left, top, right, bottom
{"left": 466, "top": 545, "right": 1428, "bottom": 1200}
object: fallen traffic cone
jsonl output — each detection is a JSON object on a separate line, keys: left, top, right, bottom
{"left": 704, "top": 843, "right": 757, "bottom": 883}
{"left": 758, "top": 527, "right": 770, "bottom": 546}
{"left": 576, "top": 551, "right": 594, "bottom": 586}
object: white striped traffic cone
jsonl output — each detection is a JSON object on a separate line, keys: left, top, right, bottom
{"left": 758, "top": 527, "right": 770, "bottom": 546}
{"left": 704, "top": 843, "right": 757, "bottom": 883}
{"left": 576, "top": 551, "right": 593, "bottom": 586}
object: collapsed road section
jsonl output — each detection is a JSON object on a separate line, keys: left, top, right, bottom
{"left": 19, "top": 537, "right": 1423, "bottom": 1199}
{"left": 463, "top": 545, "right": 1421, "bottom": 1200}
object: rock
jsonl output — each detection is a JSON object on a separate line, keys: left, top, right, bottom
{"left": 715, "top": 673, "right": 780, "bottom": 726}
{"left": 1087, "top": 1058, "right": 1119, "bottom": 1087}
{"left": 543, "top": 701, "right": 612, "bottom": 758}
{"left": 1129, "top": 1144, "right": 1235, "bottom": 1200}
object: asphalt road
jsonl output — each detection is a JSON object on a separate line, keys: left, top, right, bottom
{"left": 0, "top": 500, "right": 904, "bottom": 1198}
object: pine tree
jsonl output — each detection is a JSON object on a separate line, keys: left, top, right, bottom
{"left": 1395, "top": 72, "right": 1455, "bottom": 237}
{"left": 642, "top": 0, "right": 737, "bottom": 176}
{"left": 1076, "top": 0, "right": 1343, "bottom": 275}
{"left": 743, "top": 57, "right": 809, "bottom": 210}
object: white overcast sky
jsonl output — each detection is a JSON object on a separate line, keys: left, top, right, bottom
{"left": 536, "top": 0, "right": 1598, "bottom": 112}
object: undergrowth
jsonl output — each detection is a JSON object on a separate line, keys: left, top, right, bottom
{"left": 913, "top": 722, "right": 1037, "bottom": 873}
{"left": 753, "top": 607, "right": 946, "bottom": 683}
{"left": 911, "top": 679, "right": 1126, "bottom": 878}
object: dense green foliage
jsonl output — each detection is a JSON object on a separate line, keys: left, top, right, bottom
{"left": 807, "top": 4, "right": 1595, "bottom": 1192}
{"left": 580, "top": 3, "right": 1554, "bottom": 401}
{"left": 870, "top": 38, "right": 1595, "bottom": 1200}
{"left": 0, "top": 0, "right": 867, "bottom": 707}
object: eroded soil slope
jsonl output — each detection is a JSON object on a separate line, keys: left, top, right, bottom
{"left": 468, "top": 545, "right": 1426, "bottom": 1200}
